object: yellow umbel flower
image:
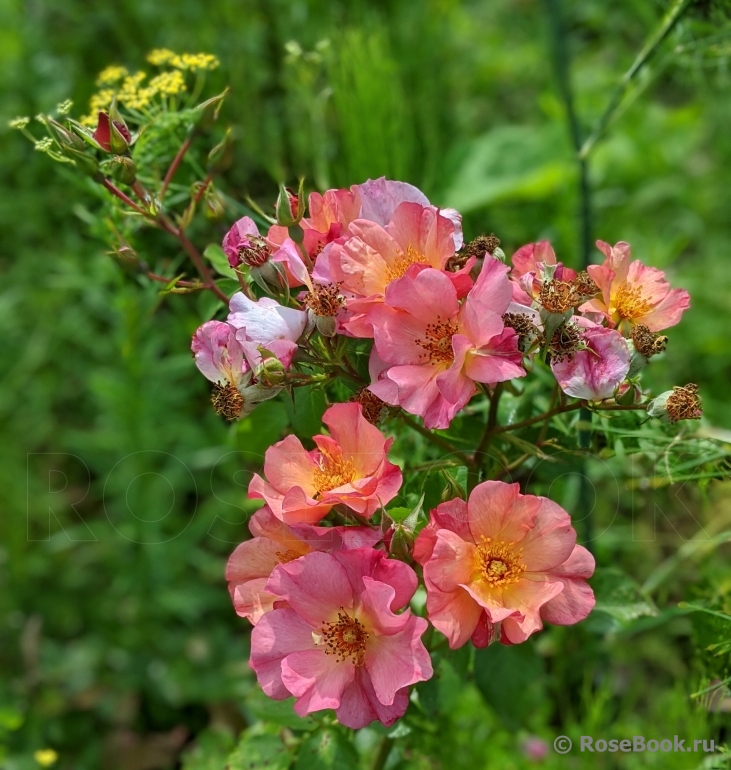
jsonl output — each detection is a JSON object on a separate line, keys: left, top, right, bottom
{"left": 149, "top": 70, "right": 187, "bottom": 95}
{"left": 170, "top": 52, "right": 220, "bottom": 71}
{"left": 117, "top": 72, "right": 154, "bottom": 110}
{"left": 34, "top": 749, "right": 58, "bottom": 767}
{"left": 147, "top": 48, "right": 176, "bottom": 66}
{"left": 96, "top": 65, "right": 128, "bottom": 86}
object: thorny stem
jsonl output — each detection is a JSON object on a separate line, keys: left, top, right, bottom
{"left": 101, "top": 175, "right": 228, "bottom": 303}
{"left": 160, "top": 134, "right": 194, "bottom": 200}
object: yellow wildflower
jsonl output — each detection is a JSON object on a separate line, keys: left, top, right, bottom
{"left": 56, "top": 99, "right": 73, "bottom": 115}
{"left": 171, "top": 52, "right": 220, "bottom": 71}
{"left": 147, "top": 48, "right": 176, "bottom": 66}
{"left": 96, "top": 65, "right": 128, "bottom": 86}
{"left": 149, "top": 70, "right": 187, "bottom": 95}
{"left": 88, "top": 89, "right": 115, "bottom": 114}
{"left": 34, "top": 749, "right": 58, "bottom": 766}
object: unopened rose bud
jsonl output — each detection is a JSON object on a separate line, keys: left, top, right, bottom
{"left": 255, "top": 353, "right": 286, "bottom": 387}
{"left": 91, "top": 111, "right": 131, "bottom": 154}
{"left": 46, "top": 118, "right": 85, "bottom": 151}
{"left": 204, "top": 188, "right": 226, "bottom": 219}
{"left": 193, "top": 88, "right": 229, "bottom": 132}
{"left": 615, "top": 381, "right": 642, "bottom": 405}
{"left": 388, "top": 524, "right": 415, "bottom": 561}
{"left": 207, "top": 128, "right": 234, "bottom": 173}
{"left": 103, "top": 155, "right": 137, "bottom": 185}
{"left": 275, "top": 180, "right": 305, "bottom": 227}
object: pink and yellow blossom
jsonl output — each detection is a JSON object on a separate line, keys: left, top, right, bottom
{"left": 249, "top": 548, "right": 432, "bottom": 728}
{"left": 366, "top": 260, "right": 525, "bottom": 429}
{"left": 248, "top": 403, "right": 402, "bottom": 524}
{"left": 226, "top": 506, "right": 381, "bottom": 625}
{"left": 414, "top": 481, "right": 595, "bottom": 648}
{"left": 582, "top": 240, "right": 690, "bottom": 333}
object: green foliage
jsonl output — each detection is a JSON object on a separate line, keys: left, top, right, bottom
{"left": 2, "top": 0, "right": 731, "bottom": 767}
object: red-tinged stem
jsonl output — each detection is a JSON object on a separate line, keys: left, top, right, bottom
{"left": 160, "top": 134, "right": 194, "bottom": 200}
{"left": 497, "top": 400, "right": 648, "bottom": 434}
{"left": 146, "top": 272, "right": 202, "bottom": 289}
{"left": 102, "top": 178, "right": 148, "bottom": 216}
{"left": 192, "top": 174, "right": 214, "bottom": 207}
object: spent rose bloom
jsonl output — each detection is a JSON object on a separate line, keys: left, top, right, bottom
{"left": 551, "top": 317, "right": 631, "bottom": 401}
{"left": 227, "top": 293, "right": 306, "bottom": 369}
{"left": 222, "top": 216, "right": 310, "bottom": 288}
{"left": 249, "top": 548, "right": 432, "bottom": 728}
{"left": 414, "top": 481, "right": 595, "bottom": 648}
{"left": 366, "top": 260, "right": 525, "bottom": 429}
{"left": 248, "top": 403, "right": 402, "bottom": 524}
{"left": 582, "top": 240, "right": 690, "bottom": 333}
{"left": 509, "top": 240, "right": 577, "bottom": 306}
{"left": 226, "top": 506, "right": 381, "bottom": 625}
{"left": 191, "top": 320, "right": 282, "bottom": 420}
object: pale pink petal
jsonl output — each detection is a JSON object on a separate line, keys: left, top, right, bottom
{"left": 358, "top": 577, "right": 413, "bottom": 636}
{"left": 281, "top": 649, "right": 355, "bottom": 714}
{"left": 497, "top": 577, "right": 564, "bottom": 643}
{"left": 336, "top": 668, "right": 410, "bottom": 728}
{"left": 232, "top": 579, "right": 278, "bottom": 625}
{"left": 383, "top": 266, "right": 459, "bottom": 324}
{"left": 322, "top": 403, "right": 390, "bottom": 478}
{"left": 425, "top": 529, "right": 476, "bottom": 593}
{"left": 636, "top": 287, "right": 690, "bottom": 331}
{"left": 249, "top": 608, "right": 315, "bottom": 699}
{"left": 551, "top": 326, "right": 630, "bottom": 400}
{"left": 468, "top": 256, "right": 513, "bottom": 315}
{"left": 365, "top": 614, "right": 432, "bottom": 706}
{"left": 261, "top": 436, "right": 318, "bottom": 497}
{"left": 518, "top": 497, "right": 576, "bottom": 572}
{"left": 265, "top": 552, "right": 354, "bottom": 626}
{"left": 228, "top": 294, "right": 306, "bottom": 345}
{"left": 463, "top": 328, "right": 525, "bottom": 384}
{"left": 541, "top": 545, "right": 596, "bottom": 625}
{"left": 424, "top": 577, "right": 483, "bottom": 649}
{"left": 356, "top": 178, "right": 430, "bottom": 226}
{"left": 226, "top": 537, "right": 283, "bottom": 584}
{"left": 466, "top": 481, "right": 540, "bottom": 543}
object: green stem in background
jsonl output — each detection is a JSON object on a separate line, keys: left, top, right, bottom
{"left": 469, "top": 383, "right": 503, "bottom": 490}
{"left": 544, "top": 0, "right": 592, "bottom": 268}
{"left": 579, "top": 0, "right": 696, "bottom": 161}
{"left": 371, "top": 736, "right": 394, "bottom": 770}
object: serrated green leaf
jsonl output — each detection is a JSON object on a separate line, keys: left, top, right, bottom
{"left": 293, "top": 729, "right": 359, "bottom": 770}
{"left": 591, "top": 567, "right": 658, "bottom": 625}
{"left": 226, "top": 731, "right": 295, "bottom": 770}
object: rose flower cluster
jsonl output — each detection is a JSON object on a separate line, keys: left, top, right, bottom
{"left": 189, "top": 178, "right": 699, "bottom": 728}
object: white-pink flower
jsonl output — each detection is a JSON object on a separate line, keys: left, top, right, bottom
{"left": 227, "top": 293, "right": 306, "bottom": 369}
{"left": 551, "top": 317, "right": 631, "bottom": 401}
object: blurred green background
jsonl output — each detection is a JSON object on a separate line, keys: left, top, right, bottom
{"left": 1, "top": 0, "right": 731, "bottom": 768}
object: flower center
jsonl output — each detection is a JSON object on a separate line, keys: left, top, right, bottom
{"left": 312, "top": 451, "right": 356, "bottom": 497}
{"left": 275, "top": 549, "right": 301, "bottom": 564}
{"left": 474, "top": 537, "right": 526, "bottom": 587}
{"left": 416, "top": 316, "right": 458, "bottom": 364}
{"left": 211, "top": 382, "right": 244, "bottom": 421}
{"left": 321, "top": 610, "right": 369, "bottom": 664}
{"left": 613, "top": 281, "right": 654, "bottom": 320}
{"left": 238, "top": 236, "right": 270, "bottom": 267}
{"left": 303, "top": 283, "right": 345, "bottom": 317}
{"left": 386, "top": 245, "right": 428, "bottom": 281}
